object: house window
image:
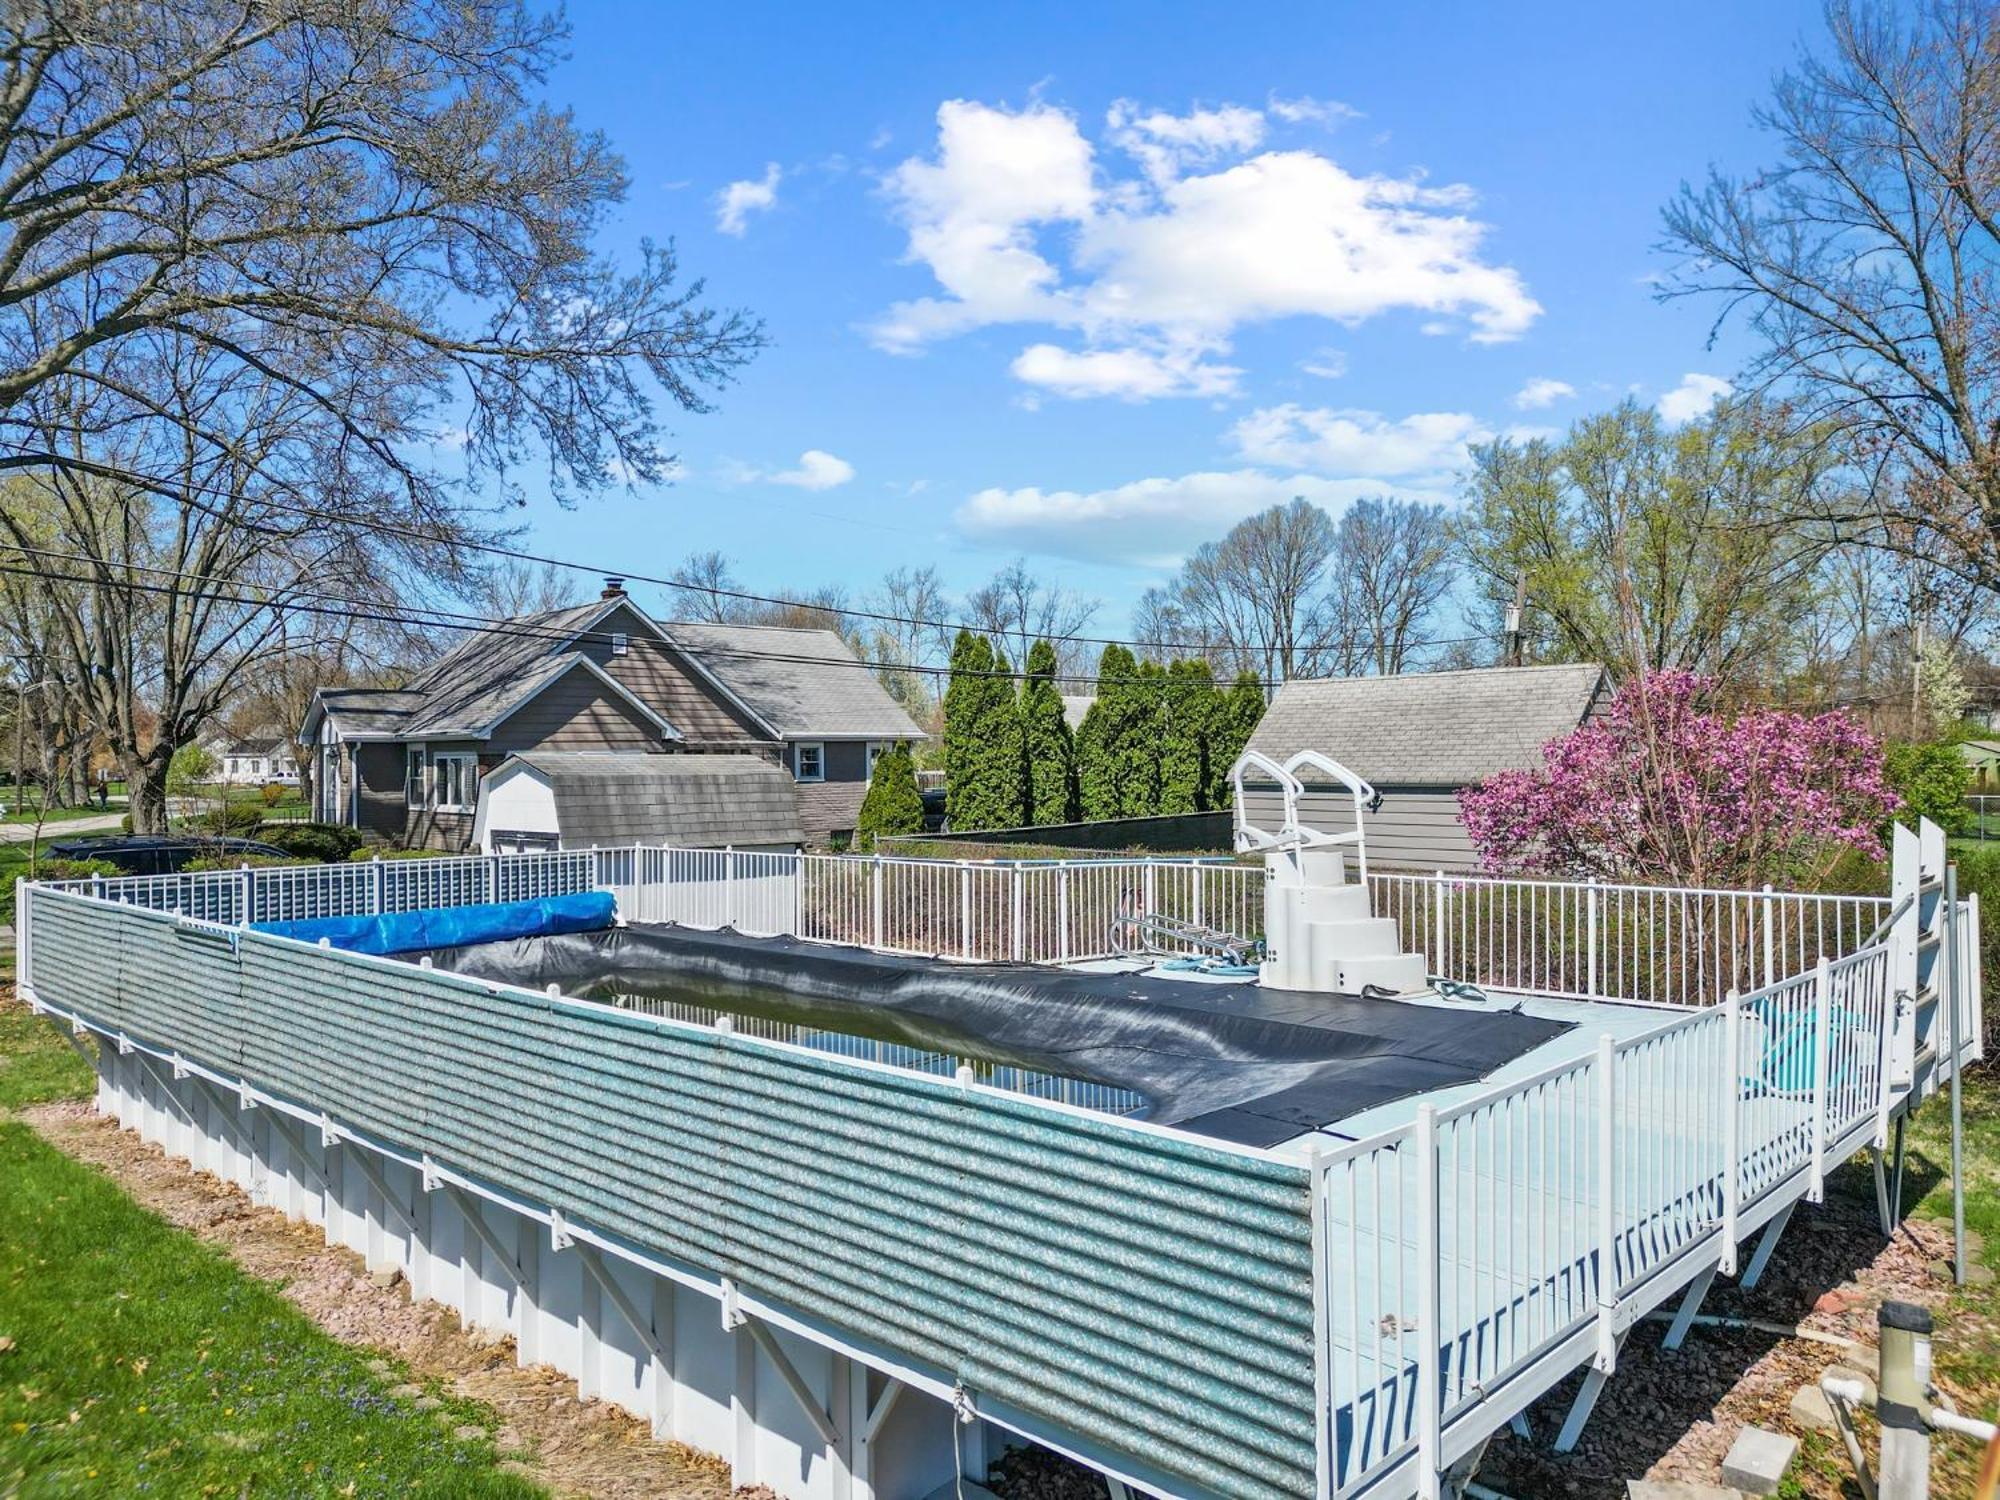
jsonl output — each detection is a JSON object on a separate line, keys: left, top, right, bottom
{"left": 866, "top": 741, "right": 888, "bottom": 777}
{"left": 405, "top": 746, "right": 428, "bottom": 806}
{"left": 794, "top": 742, "right": 825, "bottom": 783}
{"left": 433, "top": 753, "right": 477, "bottom": 812}
{"left": 611, "top": 631, "right": 629, "bottom": 656}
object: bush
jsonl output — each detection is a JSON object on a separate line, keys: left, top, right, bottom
{"left": 260, "top": 783, "right": 285, "bottom": 807}
{"left": 1884, "top": 740, "right": 1972, "bottom": 835}
{"left": 262, "top": 822, "right": 365, "bottom": 862}
{"left": 856, "top": 745, "right": 924, "bottom": 850}
{"left": 189, "top": 802, "right": 264, "bottom": 836}
{"left": 349, "top": 846, "right": 453, "bottom": 861}
{"left": 182, "top": 853, "right": 311, "bottom": 872}
{"left": 31, "top": 857, "right": 122, "bottom": 883}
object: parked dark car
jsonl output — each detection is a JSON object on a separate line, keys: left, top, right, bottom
{"left": 42, "top": 834, "right": 292, "bottom": 878}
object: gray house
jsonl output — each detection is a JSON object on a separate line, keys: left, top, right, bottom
{"left": 474, "top": 752, "right": 806, "bottom": 854}
{"left": 1237, "top": 663, "right": 1609, "bottom": 872}
{"left": 301, "top": 581, "right": 926, "bottom": 851}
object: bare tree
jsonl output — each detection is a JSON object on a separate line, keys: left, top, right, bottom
{"left": 1659, "top": 0, "right": 2000, "bottom": 593}
{"left": 866, "top": 565, "right": 951, "bottom": 710}
{"left": 479, "top": 560, "right": 584, "bottom": 619}
{"left": 1168, "top": 499, "right": 1341, "bottom": 682}
{"left": 1334, "top": 498, "right": 1458, "bottom": 675}
{"left": 666, "top": 551, "right": 748, "bottom": 623}
{"left": 0, "top": 2, "right": 760, "bottom": 828}
{"left": 964, "top": 560, "right": 1099, "bottom": 676}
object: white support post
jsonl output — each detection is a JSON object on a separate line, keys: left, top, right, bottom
{"left": 724, "top": 847, "right": 735, "bottom": 930}
{"left": 441, "top": 1184, "right": 527, "bottom": 1289}
{"left": 741, "top": 1315, "right": 842, "bottom": 1446}
{"left": 1586, "top": 880, "right": 1600, "bottom": 997}
{"left": 1057, "top": 867, "right": 1070, "bottom": 962}
{"left": 792, "top": 851, "right": 805, "bottom": 940}
{"left": 1761, "top": 883, "right": 1776, "bottom": 989}
{"left": 485, "top": 852, "right": 497, "bottom": 905}
{"left": 1414, "top": 1104, "right": 1442, "bottom": 1500}
{"left": 871, "top": 855, "right": 884, "bottom": 951}
{"left": 1809, "top": 957, "right": 1832, "bottom": 1203}
{"left": 572, "top": 1241, "right": 673, "bottom": 1373}
{"left": 15, "top": 879, "right": 28, "bottom": 995}
{"left": 1010, "top": 865, "right": 1024, "bottom": 963}
{"left": 1662, "top": 1265, "right": 1716, "bottom": 1351}
{"left": 959, "top": 861, "right": 973, "bottom": 960}
{"left": 371, "top": 855, "right": 386, "bottom": 916}
{"left": 1594, "top": 1033, "right": 1619, "bottom": 1371}
{"left": 239, "top": 863, "right": 254, "bottom": 928}
{"left": 341, "top": 1141, "right": 420, "bottom": 1239}
{"left": 1433, "top": 872, "right": 1448, "bottom": 978}
{"left": 1739, "top": 1200, "right": 1794, "bottom": 1291}
{"left": 1722, "top": 989, "right": 1741, "bottom": 1276}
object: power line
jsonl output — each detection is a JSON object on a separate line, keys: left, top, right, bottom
{"left": 0, "top": 542, "right": 1523, "bottom": 689}
{"left": 1, "top": 462, "right": 1505, "bottom": 658}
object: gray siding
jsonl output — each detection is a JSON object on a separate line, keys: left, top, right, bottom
{"left": 584, "top": 604, "right": 773, "bottom": 746}
{"left": 353, "top": 743, "right": 406, "bottom": 838}
{"left": 404, "top": 737, "right": 484, "bottom": 852}
{"left": 792, "top": 741, "right": 876, "bottom": 846}
{"left": 486, "top": 663, "right": 670, "bottom": 753}
{"left": 1238, "top": 782, "right": 1481, "bottom": 873}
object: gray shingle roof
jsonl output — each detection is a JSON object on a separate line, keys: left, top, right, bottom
{"left": 1244, "top": 663, "right": 1608, "bottom": 788}
{"left": 398, "top": 602, "right": 616, "bottom": 737}
{"left": 504, "top": 751, "right": 804, "bottom": 848}
{"left": 316, "top": 687, "right": 425, "bottom": 736}
{"left": 664, "top": 621, "right": 928, "bottom": 741}
{"left": 1061, "top": 694, "right": 1095, "bottom": 730}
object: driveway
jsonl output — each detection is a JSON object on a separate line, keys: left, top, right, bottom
{"left": 0, "top": 812, "right": 124, "bottom": 845}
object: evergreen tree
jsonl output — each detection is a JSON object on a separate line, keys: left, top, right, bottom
{"left": 943, "top": 630, "right": 1024, "bottom": 830}
{"left": 1160, "top": 658, "right": 1218, "bottom": 814}
{"left": 856, "top": 743, "right": 925, "bottom": 849}
{"left": 1076, "top": 645, "right": 1136, "bottom": 819}
{"left": 1207, "top": 670, "right": 1268, "bottom": 810}
{"left": 1019, "top": 639, "right": 1075, "bottom": 824}
{"left": 1122, "top": 660, "right": 1168, "bottom": 817}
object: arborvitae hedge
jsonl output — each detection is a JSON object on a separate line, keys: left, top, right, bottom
{"left": 1160, "top": 658, "right": 1218, "bottom": 813}
{"left": 856, "top": 742, "right": 925, "bottom": 848}
{"left": 1018, "top": 639, "right": 1075, "bottom": 824}
{"left": 1209, "top": 670, "right": 1268, "bottom": 810}
{"left": 942, "top": 629, "right": 1024, "bottom": 830}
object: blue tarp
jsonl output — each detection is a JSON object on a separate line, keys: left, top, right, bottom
{"left": 253, "top": 891, "right": 616, "bottom": 957}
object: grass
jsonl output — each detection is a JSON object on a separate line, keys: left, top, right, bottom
{"left": 0, "top": 1000, "right": 545, "bottom": 1498}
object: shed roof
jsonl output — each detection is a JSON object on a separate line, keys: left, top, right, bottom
{"left": 1244, "top": 663, "right": 1608, "bottom": 788}
{"left": 500, "top": 751, "right": 804, "bottom": 849}
{"left": 664, "top": 622, "right": 927, "bottom": 741}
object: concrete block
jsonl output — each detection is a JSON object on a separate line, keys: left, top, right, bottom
{"left": 1720, "top": 1426, "right": 1797, "bottom": 1496}
{"left": 1788, "top": 1383, "right": 1834, "bottom": 1432}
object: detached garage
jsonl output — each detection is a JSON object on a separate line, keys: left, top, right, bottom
{"left": 474, "top": 751, "right": 805, "bottom": 854}
{"left": 1236, "top": 663, "right": 1608, "bottom": 873}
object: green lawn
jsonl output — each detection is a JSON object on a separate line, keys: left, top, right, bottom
{"left": 0, "top": 1000, "right": 545, "bottom": 1498}
{"left": 0, "top": 800, "right": 123, "bottom": 827}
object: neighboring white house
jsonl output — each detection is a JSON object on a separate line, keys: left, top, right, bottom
{"left": 216, "top": 735, "right": 300, "bottom": 785}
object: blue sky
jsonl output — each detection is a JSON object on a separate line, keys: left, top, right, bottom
{"left": 519, "top": 0, "right": 1827, "bottom": 634}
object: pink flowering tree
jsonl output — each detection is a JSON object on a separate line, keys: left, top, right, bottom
{"left": 1458, "top": 672, "right": 1898, "bottom": 888}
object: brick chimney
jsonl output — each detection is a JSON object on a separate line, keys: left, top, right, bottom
{"left": 601, "top": 575, "right": 627, "bottom": 599}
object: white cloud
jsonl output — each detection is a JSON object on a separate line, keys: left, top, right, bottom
{"left": 1657, "top": 372, "right": 1733, "bottom": 423}
{"left": 1268, "top": 94, "right": 1363, "bottom": 127}
{"left": 869, "top": 98, "right": 1539, "bottom": 398}
{"left": 1010, "top": 341, "right": 1241, "bottom": 400}
{"left": 715, "top": 163, "right": 782, "bottom": 236}
{"left": 1299, "top": 348, "right": 1348, "bottom": 380}
{"left": 1512, "top": 376, "right": 1575, "bottom": 410}
{"left": 1229, "top": 404, "right": 1489, "bottom": 478}
{"left": 770, "top": 449, "right": 855, "bottom": 490}
{"left": 957, "top": 470, "right": 1438, "bottom": 566}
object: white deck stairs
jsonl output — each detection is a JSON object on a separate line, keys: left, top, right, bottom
{"left": 1231, "top": 750, "right": 1428, "bottom": 996}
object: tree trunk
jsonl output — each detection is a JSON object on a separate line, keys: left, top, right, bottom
{"left": 124, "top": 753, "right": 171, "bottom": 834}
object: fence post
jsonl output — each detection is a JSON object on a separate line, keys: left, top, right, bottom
{"left": 371, "top": 854, "right": 385, "bottom": 916}
{"left": 1057, "top": 866, "right": 1070, "bottom": 963}
{"left": 724, "top": 846, "right": 736, "bottom": 929}
{"left": 1432, "top": 871, "right": 1448, "bottom": 978}
{"left": 1143, "top": 861, "right": 1157, "bottom": 931}
{"left": 957, "top": 860, "right": 973, "bottom": 960}
{"left": 15, "top": 879, "right": 29, "bottom": 995}
{"left": 1595, "top": 1032, "right": 1620, "bottom": 1370}
{"left": 1809, "top": 957, "right": 1832, "bottom": 1203}
{"left": 1414, "top": 1103, "right": 1442, "bottom": 1500}
{"left": 1721, "top": 988, "right": 1741, "bottom": 1275}
{"left": 239, "top": 863, "right": 254, "bottom": 928}
{"left": 1761, "top": 883, "right": 1776, "bottom": 989}
{"left": 1586, "top": 880, "right": 1600, "bottom": 997}
{"left": 1010, "top": 865, "right": 1024, "bottom": 962}
{"left": 871, "top": 853, "right": 884, "bottom": 950}
{"left": 485, "top": 853, "right": 497, "bottom": 906}
{"left": 792, "top": 850, "right": 805, "bottom": 939}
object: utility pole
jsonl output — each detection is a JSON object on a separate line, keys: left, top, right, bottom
{"left": 1503, "top": 573, "right": 1527, "bottom": 667}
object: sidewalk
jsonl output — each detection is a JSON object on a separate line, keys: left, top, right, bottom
{"left": 0, "top": 812, "right": 123, "bottom": 845}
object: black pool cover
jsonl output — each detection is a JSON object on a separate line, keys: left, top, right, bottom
{"left": 422, "top": 923, "right": 1573, "bottom": 1148}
